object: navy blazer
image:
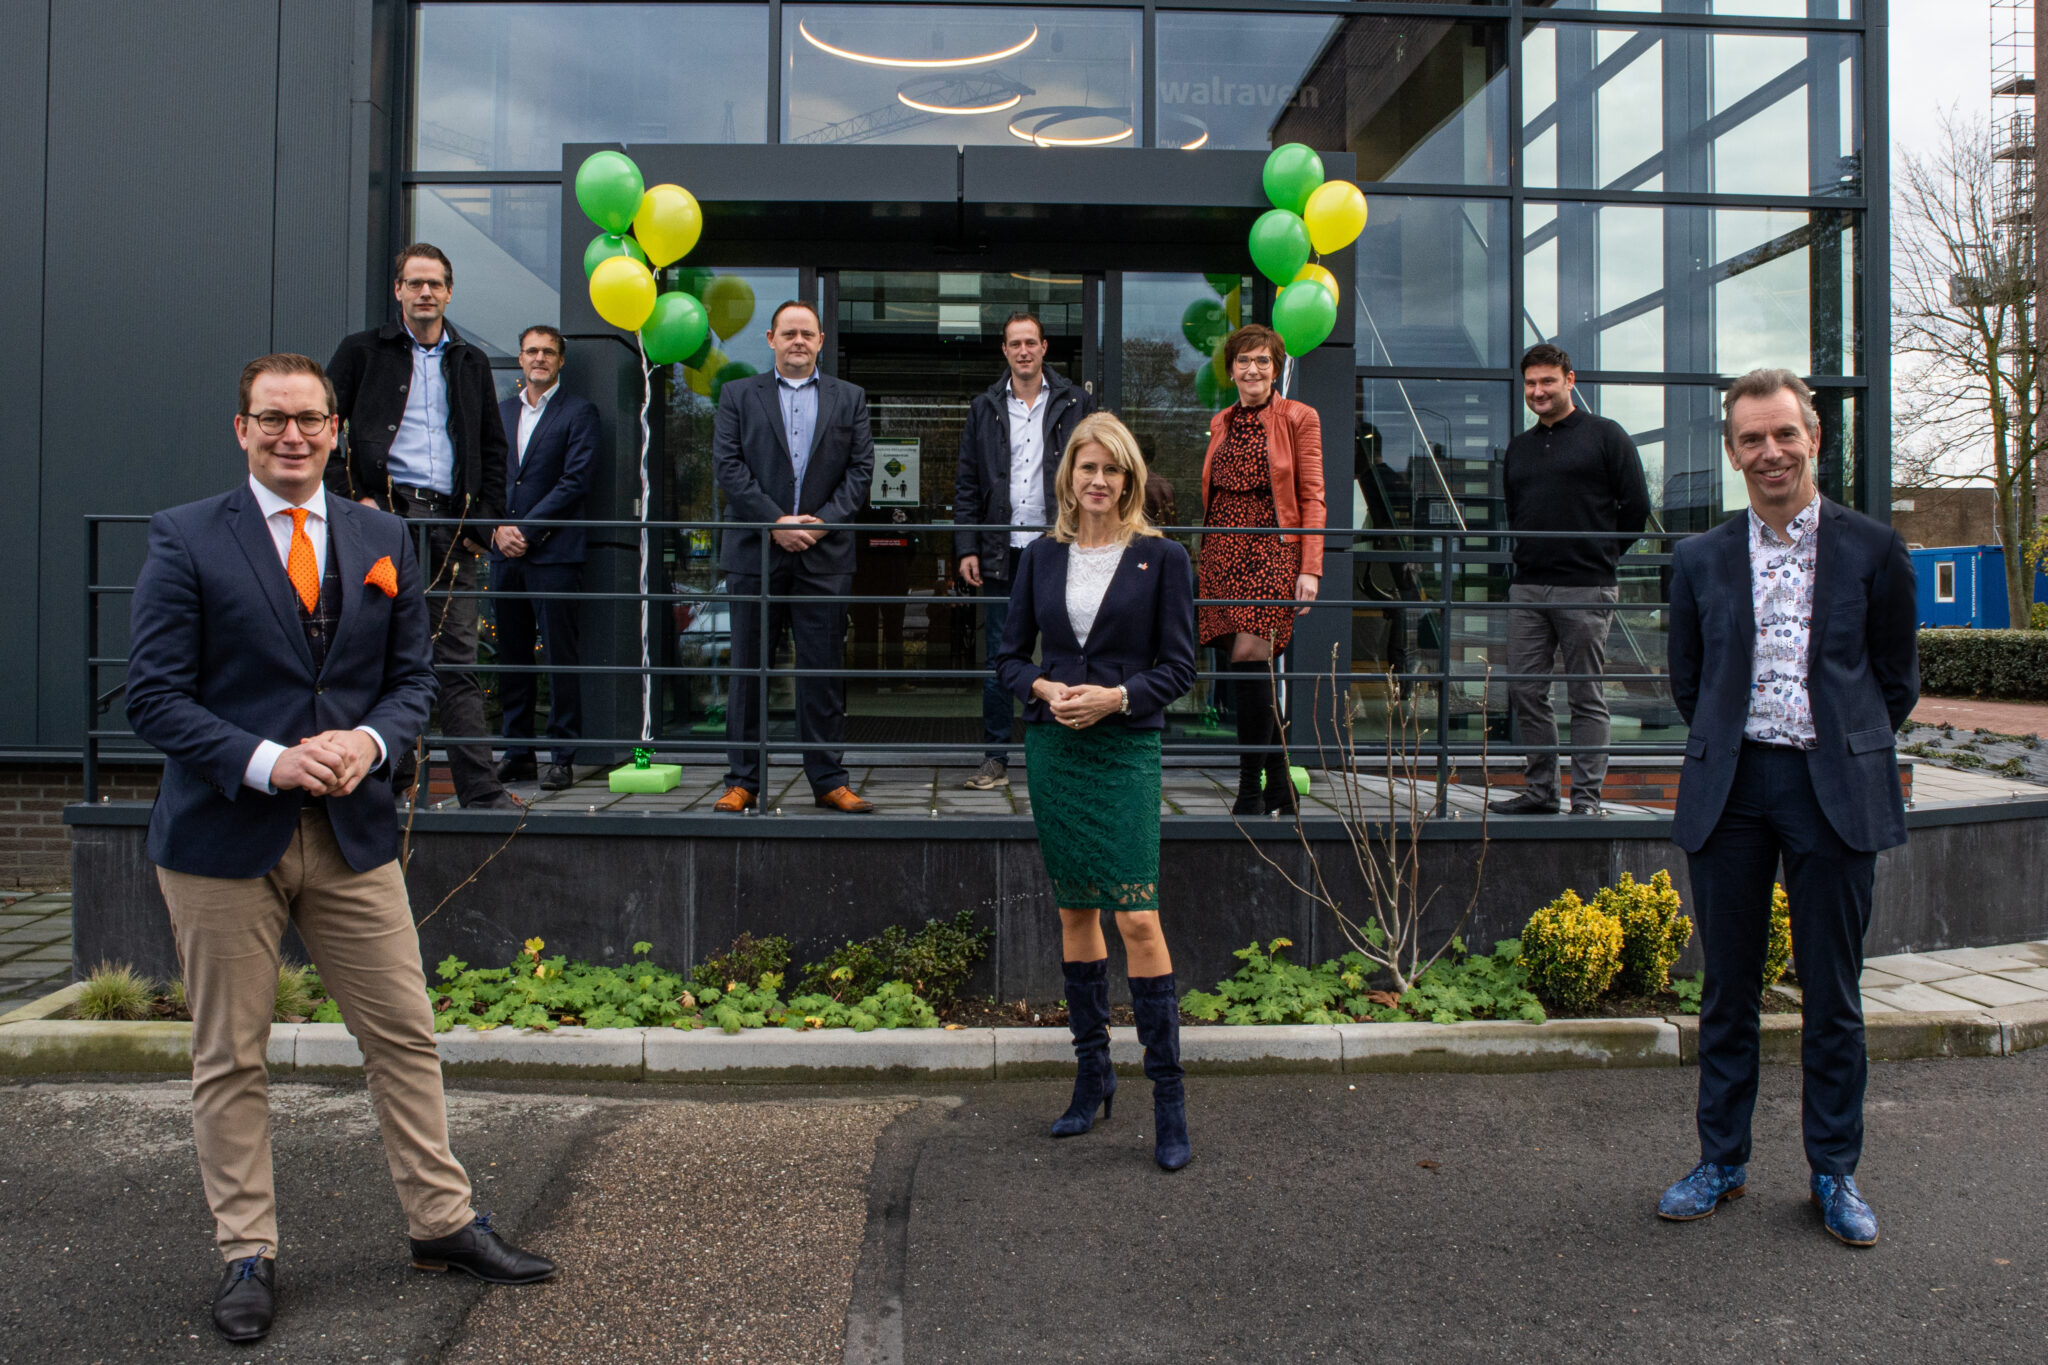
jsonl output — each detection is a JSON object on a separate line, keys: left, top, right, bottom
{"left": 712, "top": 370, "right": 875, "bottom": 579}
{"left": 994, "top": 535, "right": 1197, "bottom": 730}
{"left": 127, "top": 484, "right": 438, "bottom": 879}
{"left": 492, "top": 389, "right": 598, "bottom": 565}
{"left": 1667, "top": 497, "right": 1918, "bottom": 855}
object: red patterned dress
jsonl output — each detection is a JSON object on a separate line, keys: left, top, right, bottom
{"left": 1198, "top": 402, "right": 1300, "bottom": 649}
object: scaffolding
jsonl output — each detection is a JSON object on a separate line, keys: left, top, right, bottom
{"left": 1992, "top": 0, "right": 2036, "bottom": 246}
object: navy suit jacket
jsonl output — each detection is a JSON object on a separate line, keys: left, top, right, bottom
{"left": 1667, "top": 497, "right": 1919, "bottom": 854}
{"left": 492, "top": 389, "right": 598, "bottom": 565}
{"left": 712, "top": 371, "right": 874, "bottom": 579}
{"left": 994, "top": 535, "right": 1197, "bottom": 730}
{"left": 127, "top": 483, "right": 438, "bottom": 878}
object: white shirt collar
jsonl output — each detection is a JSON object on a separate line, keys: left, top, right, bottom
{"left": 776, "top": 368, "right": 818, "bottom": 390}
{"left": 1007, "top": 377, "right": 1047, "bottom": 411}
{"left": 522, "top": 380, "right": 557, "bottom": 412}
{"left": 249, "top": 475, "right": 327, "bottom": 522}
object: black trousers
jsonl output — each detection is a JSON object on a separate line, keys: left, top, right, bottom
{"left": 490, "top": 557, "right": 583, "bottom": 768}
{"left": 384, "top": 498, "right": 503, "bottom": 806}
{"left": 1687, "top": 743, "right": 1875, "bottom": 1175}
{"left": 724, "top": 563, "right": 851, "bottom": 797}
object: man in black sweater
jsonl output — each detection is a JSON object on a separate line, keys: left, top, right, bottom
{"left": 1491, "top": 344, "right": 1650, "bottom": 816}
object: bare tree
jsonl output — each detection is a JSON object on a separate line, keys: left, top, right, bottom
{"left": 1894, "top": 113, "right": 2044, "bottom": 624}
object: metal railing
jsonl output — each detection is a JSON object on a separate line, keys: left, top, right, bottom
{"left": 84, "top": 515, "right": 1689, "bottom": 817}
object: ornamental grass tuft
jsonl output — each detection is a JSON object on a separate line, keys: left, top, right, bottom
{"left": 74, "top": 961, "right": 153, "bottom": 1021}
{"left": 1518, "top": 890, "right": 1624, "bottom": 1013}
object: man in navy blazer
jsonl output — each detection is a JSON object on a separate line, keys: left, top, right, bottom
{"left": 710, "top": 300, "right": 875, "bottom": 813}
{"left": 1657, "top": 369, "right": 1918, "bottom": 1249}
{"left": 490, "top": 325, "right": 597, "bottom": 791}
{"left": 128, "top": 354, "right": 554, "bottom": 1343}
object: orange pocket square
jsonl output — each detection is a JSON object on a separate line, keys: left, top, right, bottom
{"left": 364, "top": 556, "right": 399, "bottom": 598}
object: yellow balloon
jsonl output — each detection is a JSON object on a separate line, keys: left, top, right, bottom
{"left": 1302, "top": 180, "right": 1368, "bottom": 255}
{"left": 1292, "top": 262, "right": 1340, "bottom": 307}
{"left": 684, "top": 347, "right": 727, "bottom": 397}
{"left": 589, "top": 255, "right": 657, "bottom": 331}
{"left": 632, "top": 183, "right": 703, "bottom": 268}
{"left": 1210, "top": 333, "right": 1231, "bottom": 382}
{"left": 1225, "top": 284, "right": 1241, "bottom": 328}
{"left": 703, "top": 275, "right": 756, "bottom": 342}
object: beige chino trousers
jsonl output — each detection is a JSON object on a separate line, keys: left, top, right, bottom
{"left": 157, "top": 807, "right": 473, "bottom": 1261}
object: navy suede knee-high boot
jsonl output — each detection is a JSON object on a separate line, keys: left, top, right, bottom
{"left": 1129, "top": 972, "right": 1190, "bottom": 1170}
{"left": 1052, "top": 958, "right": 1116, "bottom": 1137}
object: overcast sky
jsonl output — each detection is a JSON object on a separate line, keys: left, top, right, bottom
{"left": 1889, "top": 0, "right": 1992, "bottom": 170}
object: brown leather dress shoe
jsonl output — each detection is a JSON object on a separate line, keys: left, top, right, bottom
{"left": 712, "top": 786, "right": 756, "bottom": 813}
{"left": 813, "top": 786, "right": 875, "bottom": 813}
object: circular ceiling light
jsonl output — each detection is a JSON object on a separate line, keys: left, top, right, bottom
{"left": 897, "top": 79, "right": 1023, "bottom": 117}
{"left": 799, "top": 18, "right": 1037, "bottom": 70}
{"left": 1161, "top": 113, "right": 1210, "bottom": 151}
{"left": 1006, "top": 106, "right": 1135, "bottom": 148}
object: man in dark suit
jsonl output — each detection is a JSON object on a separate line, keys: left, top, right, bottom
{"left": 127, "top": 354, "right": 554, "bottom": 1344}
{"left": 711, "top": 300, "right": 876, "bottom": 813}
{"left": 490, "top": 325, "right": 597, "bottom": 791}
{"left": 1658, "top": 369, "right": 1917, "bottom": 1248}
{"left": 325, "top": 243, "right": 515, "bottom": 809}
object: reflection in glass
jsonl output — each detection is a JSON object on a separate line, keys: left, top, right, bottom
{"left": 412, "top": 4, "right": 768, "bottom": 170}
{"left": 1522, "top": 203, "right": 1859, "bottom": 377}
{"left": 1156, "top": 15, "right": 1507, "bottom": 182}
{"left": 1355, "top": 199, "right": 1509, "bottom": 369}
{"left": 407, "top": 185, "right": 562, "bottom": 357}
{"left": 1534, "top": 1, "right": 1853, "bottom": 15}
{"left": 1522, "top": 24, "right": 1861, "bottom": 196}
{"left": 785, "top": 6, "right": 1139, "bottom": 147}
{"left": 1119, "top": 273, "right": 1250, "bottom": 513}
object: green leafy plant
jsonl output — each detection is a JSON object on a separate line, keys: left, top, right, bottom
{"left": 1182, "top": 935, "right": 1544, "bottom": 1025}
{"left": 796, "top": 910, "right": 992, "bottom": 1008}
{"left": 1519, "top": 890, "right": 1624, "bottom": 1013}
{"left": 1916, "top": 629, "right": 2048, "bottom": 699}
{"left": 1763, "top": 884, "right": 1794, "bottom": 988}
{"left": 2030, "top": 602, "right": 2048, "bottom": 631}
{"left": 274, "top": 964, "right": 316, "bottom": 1022}
{"left": 1599, "top": 870, "right": 1694, "bottom": 996}
{"left": 74, "top": 961, "right": 152, "bottom": 1021}
{"left": 689, "top": 933, "right": 791, "bottom": 996}
{"left": 1669, "top": 971, "right": 1703, "bottom": 1015}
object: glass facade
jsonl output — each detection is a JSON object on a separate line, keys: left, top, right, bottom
{"left": 404, "top": 1, "right": 1876, "bottom": 748}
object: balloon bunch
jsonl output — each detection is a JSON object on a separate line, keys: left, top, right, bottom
{"left": 1246, "top": 144, "right": 1367, "bottom": 361}
{"left": 576, "top": 150, "right": 710, "bottom": 364}
{"left": 1183, "top": 274, "right": 1243, "bottom": 409}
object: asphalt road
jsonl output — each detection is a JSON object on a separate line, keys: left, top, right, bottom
{"left": 1, "top": 1055, "right": 2041, "bottom": 1364}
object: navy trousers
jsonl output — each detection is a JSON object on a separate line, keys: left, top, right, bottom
{"left": 1687, "top": 742, "right": 1875, "bottom": 1175}
{"left": 724, "top": 563, "right": 851, "bottom": 797}
{"left": 979, "top": 576, "right": 1014, "bottom": 761}
{"left": 491, "top": 557, "right": 583, "bottom": 767}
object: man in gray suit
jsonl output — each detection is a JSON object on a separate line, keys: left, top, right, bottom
{"left": 712, "top": 300, "right": 876, "bottom": 813}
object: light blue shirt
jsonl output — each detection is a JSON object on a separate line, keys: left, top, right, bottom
{"left": 776, "top": 371, "right": 819, "bottom": 499}
{"left": 386, "top": 327, "right": 454, "bottom": 494}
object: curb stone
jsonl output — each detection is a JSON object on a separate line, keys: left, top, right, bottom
{"left": 1338, "top": 1019, "right": 1681, "bottom": 1073}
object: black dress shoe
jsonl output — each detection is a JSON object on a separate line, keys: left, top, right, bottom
{"left": 1486, "top": 793, "right": 1560, "bottom": 815}
{"left": 539, "top": 762, "right": 575, "bottom": 791}
{"left": 464, "top": 791, "right": 526, "bottom": 812}
{"left": 212, "top": 1254, "right": 275, "bottom": 1343}
{"left": 495, "top": 754, "right": 538, "bottom": 782}
{"left": 410, "top": 1213, "right": 557, "bottom": 1285}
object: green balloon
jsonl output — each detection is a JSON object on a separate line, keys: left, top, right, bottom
{"left": 1272, "top": 279, "right": 1338, "bottom": 356}
{"left": 641, "top": 291, "right": 711, "bottom": 365}
{"left": 671, "top": 266, "right": 713, "bottom": 300}
{"left": 681, "top": 332, "right": 716, "bottom": 370}
{"left": 1262, "top": 143, "right": 1325, "bottom": 216}
{"left": 1194, "top": 362, "right": 1236, "bottom": 411}
{"left": 1181, "top": 298, "right": 1230, "bottom": 355}
{"left": 575, "top": 150, "right": 644, "bottom": 234}
{"left": 1204, "top": 273, "right": 1241, "bottom": 297}
{"left": 583, "top": 231, "right": 649, "bottom": 278}
{"left": 709, "top": 360, "right": 757, "bottom": 404}
{"left": 1248, "top": 209, "right": 1312, "bottom": 287}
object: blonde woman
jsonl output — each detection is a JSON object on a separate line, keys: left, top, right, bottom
{"left": 994, "top": 412, "right": 1198, "bottom": 1170}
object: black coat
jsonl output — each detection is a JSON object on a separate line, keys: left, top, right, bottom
{"left": 994, "top": 534, "right": 1197, "bottom": 731}
{"left": 491, "top": 390, "right": 598, "bottom": 566}
{"left": 952, "top": 369, "right": 1096, "bottom": 582}
{"left": 324, "top": 319, "right": 508, "bottom": 531}
{"left": 712, "top": 370, "right": 875, "bottom": 579}
{"left": 1667, "top": 497, "right": 1919, "bottom": 854}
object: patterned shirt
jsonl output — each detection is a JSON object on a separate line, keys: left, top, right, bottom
{"left": 1744, "top": 494, "right": 1821, "bottom": 749}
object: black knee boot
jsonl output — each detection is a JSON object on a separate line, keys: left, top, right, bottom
{"left": 1263, "top": 702, "right": 1298, "bottom": 817}
{"left": 1232, "top": 663, "right": 1272, "bottom": 815}
{"left": 1129, "top": 972, "right": 1190, "bottom": 1171}
{"left": 1052, "top": 959, "right": 1116, "bottom": 1137}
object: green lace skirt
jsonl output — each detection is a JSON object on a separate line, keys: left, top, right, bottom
{"left": 1024, "top": 722, "right": 1161, "bottom": 914}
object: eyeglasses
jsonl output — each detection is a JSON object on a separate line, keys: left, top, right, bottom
{"left": 1233, "top": 355, "right": 1275, "bottom": 371}
{"left": 400, "top": 277, "right": 449, "bottom": 294}
{"left": 242, "top": 410, "right": 333, "bottom": 436}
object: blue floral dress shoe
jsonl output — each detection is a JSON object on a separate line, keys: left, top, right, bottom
{"left": 1811, "top": 1173, "right": 1879, "bottom": 1247}
{"left": 1656, "top": 1162, "right": 1748, "bottom": 1220}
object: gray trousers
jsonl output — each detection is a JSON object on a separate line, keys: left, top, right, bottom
{"left": 1505, "top": 583, "right": 1618, "bottom": 808}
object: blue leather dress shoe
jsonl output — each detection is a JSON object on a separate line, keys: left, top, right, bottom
{"left": 1656, "top": 1161, "right": 1748, "bottom": 1220}
{"left": 1811, "top": 1173, "right": 1879, "bottom": 1247}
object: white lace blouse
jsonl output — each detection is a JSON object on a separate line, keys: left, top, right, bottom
{"left": 1065, "top": 542, "right": 1124, "bottom": 646}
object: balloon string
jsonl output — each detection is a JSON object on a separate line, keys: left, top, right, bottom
{"left": 637, "top": 333, "right": 653, "bottom": 746}
{"left": 1281, "top": 354, "right": 1296, "bottom": 401}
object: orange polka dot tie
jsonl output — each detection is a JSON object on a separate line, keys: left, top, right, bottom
{"left": 286, "top": 508, "right": 320, "bottom": 614}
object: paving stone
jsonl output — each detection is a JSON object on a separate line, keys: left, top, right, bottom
{"left": 1991, "top": 966, "right": 2048, "bottom": 992}
{"left": 13, "top": 944, "right": 74, "bottom": 963}
{"left": 1861, "top": 953, "right": 1971, "bottom": 983}
{"left": 1860, "top": 998, "right": 1899, "bottom": 1013}
{"left": 1922, "top": 946, "right": 2040, "bottom": 973}
{"left": 1861, "top": 981, "right": 1982, "bottom": 1012}
{"left": 0, "top": 961, "right": 62, "bottom": 980}
{"left": 1859, "top": 968, "right": 1909, "bottom": 989}
{"left": 1925, "top": 973, "right": 2048, "bottom": 1008}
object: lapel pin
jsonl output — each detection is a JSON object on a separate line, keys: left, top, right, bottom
{"left": 1139, "top": 561, "right": 1150, "bottom": 571}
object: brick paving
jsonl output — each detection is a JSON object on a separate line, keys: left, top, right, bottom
{"left": 0, "top": 891, "right": 72, "bottom": 1013}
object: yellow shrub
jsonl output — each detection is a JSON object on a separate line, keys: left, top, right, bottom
{"left": 1520, "top": 890, "right": 1624, "bottom": 1013}
{"left": 1598, "top": 870, "right": 1694, "bottom": 996}
{"left": 1763, "top": 883, "right": 1793, "bottom": 987}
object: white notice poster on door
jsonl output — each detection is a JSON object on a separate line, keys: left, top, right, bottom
{"left": 871, "top": 439, "right": 921, "bottom": 507}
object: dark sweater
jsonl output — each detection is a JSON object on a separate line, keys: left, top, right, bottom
{"left": 1501, "top": 407, "right": 1651, "bottom": 585}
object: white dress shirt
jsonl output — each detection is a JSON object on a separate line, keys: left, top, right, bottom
{"left": 241, "top": 476, "right": 389, "bottom": 792}
{"left": 1007, "top": 380, "right": 1049, "bottom": 549}
{"left": 516, "top": 380, "right": 555, "bottom": 466}
{"left": 385, "top": 327, "right": 455, "bottom": 493}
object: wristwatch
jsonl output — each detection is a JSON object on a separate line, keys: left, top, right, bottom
{"left": 1117, "top": 685, "right": 1131, "bottom": 715}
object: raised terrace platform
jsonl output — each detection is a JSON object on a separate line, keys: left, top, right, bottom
{"left": 66, "top": 761, "right": 2048, "bottom": 1004}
